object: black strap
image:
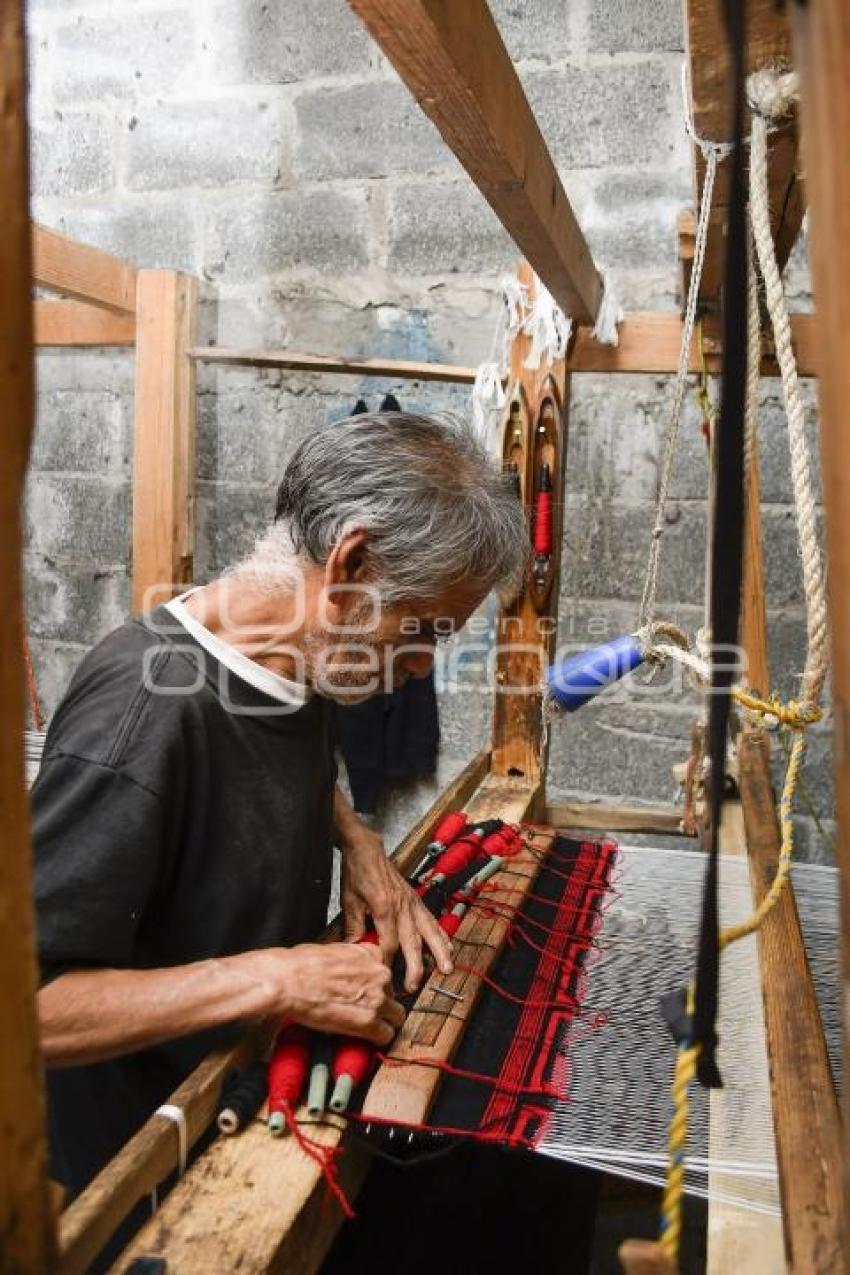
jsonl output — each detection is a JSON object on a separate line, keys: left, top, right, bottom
{"left": 692, "top": 0, "right": 749, "bottom": 1089}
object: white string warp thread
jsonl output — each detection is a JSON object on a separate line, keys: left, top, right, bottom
{"left": 522, "top": 280, "right": 572, "bottom": 370}
{"left": 471, "top": 273, "right": 528, "bottom": 452}
{"left": 592, "top": 273, "right": 624, "bottom": 347}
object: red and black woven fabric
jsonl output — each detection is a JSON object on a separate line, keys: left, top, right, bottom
{"left": 360, "top": 834, "right": 617, "bottom": 1151}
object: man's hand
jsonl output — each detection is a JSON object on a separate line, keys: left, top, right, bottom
{"left": 337, "top": 814, "right": 454, "bottom": 993}
{"left": 267, "top": 943, "right": 406, "bottom": 1045}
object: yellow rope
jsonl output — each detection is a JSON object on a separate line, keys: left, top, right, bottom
{"left": 659, "top": 701, "right": 814, "bottom": 1263}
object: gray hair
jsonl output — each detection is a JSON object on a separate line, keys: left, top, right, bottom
{"left": 249, "top": 411, "right": 529, "bottom": 605}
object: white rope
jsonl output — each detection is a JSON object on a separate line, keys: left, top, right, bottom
{"left": 637, "top": 136, "right": 721, "bottom": 629}
{"left": 681, "top": 60, "right": 735, "bottom": 163}
{"left": 748, "top": 69, "right": 829, "bottom": 712}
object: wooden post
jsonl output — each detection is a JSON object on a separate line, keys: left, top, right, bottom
{"left": 792, "top": 3, "right": 850, "bottom": 1265}
{"left": 739, "top": 729, "right": 843, "bottom": 1272}
{"left": 490, "top": 263, "right": 569, "bottom": 800}
{"left": 132, "top": 270, "right": 198, "bottom": 613}
{"left": 0, "top": 2, "right": 57, "bottom": 1268}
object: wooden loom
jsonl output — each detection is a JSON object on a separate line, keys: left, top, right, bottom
{"left": 1, "top": 0, "right": 848, "bottom": 1271}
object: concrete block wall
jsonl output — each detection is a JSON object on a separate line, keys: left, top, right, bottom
{"left": 24, "top": 0, "right": 833, "bottom": 862}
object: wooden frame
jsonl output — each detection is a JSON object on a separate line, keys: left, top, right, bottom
{"left": 131, "top": 271, "right": 198, "bottom": 612}
{"left": 347, "top": 0, "right": 602, "bottom": 323}
{"left": 2, "top": 0, "right": 845, "bottom": 1269}
{"left": 0, "top": 7, "right": 56, "bottom": 1269}
{"left": 792, "top": 5, "right": 850, "bottom": 1269}
{"left": 683, "top": 0, "right": 805, "bottom": 306}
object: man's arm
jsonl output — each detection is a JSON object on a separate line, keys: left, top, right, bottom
{"left": 39, "top": 941, "right": 404, "bottom": 1067}
{"left": 333, "top": 786, "right": 453, "bottom": 992}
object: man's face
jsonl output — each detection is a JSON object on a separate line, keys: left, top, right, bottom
{"left": 304, "top": 581, "right": 484, "bottom": 704}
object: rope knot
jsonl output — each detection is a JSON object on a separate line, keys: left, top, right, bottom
{"left": 746, "top": 68, "right": 798, "bottom": 122}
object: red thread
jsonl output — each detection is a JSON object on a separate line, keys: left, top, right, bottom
{"left": 277, "top": 1102, "right": 356, "bottom": 1219}
{"left": 268, "top": 1024, "right": 311, "bottom": 1114}
{"left": 375, "top": 1052, "right": 551, "bottom": 1098}
{"left": 533, "top": 489, "right": 553, "bottom": 556}
{"left": 429, "top": 810, "right": 468, "bottom": 849}
{"left": 423, "top": 831, "right": 484, "bottom": 879}
{"left": 332, "top": 1038, "right": 375, "bottom": 1088}
{"left": 438, "top": 911, "right": 463, "bottom": 937}
{"left": 452, "top": 962, "right": 579, "bottom": 1013}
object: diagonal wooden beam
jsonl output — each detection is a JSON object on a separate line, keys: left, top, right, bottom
{"left": 347, "top": 0, "right": 602, "bottom": 324}
{"left": 684, "top": 0, "right": 805, "bottom": 306}
{"left": 32, "top": 224, "right": 137, "bottom": 314}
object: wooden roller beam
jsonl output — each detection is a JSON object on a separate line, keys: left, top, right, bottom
{"left": 683, "top": 0, "right": 804, "bottom": 306}
{"left": 347, "top": 0, "right": 602, "bottom": 323}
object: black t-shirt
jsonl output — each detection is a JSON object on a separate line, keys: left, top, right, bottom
{"left": 32, "top": 606, "right": 336, "bottom": 1198}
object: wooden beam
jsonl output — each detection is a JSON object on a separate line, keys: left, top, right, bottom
{"left": 738, "top": 729, "right": 843, "bottom": 1273}
{"left": 188, "top": 346, "right": 478, "bottom": 383}
{"left": 0, "top": 4, "right": 56, "bottom": 1270}
{"left": 347, "top": 0, "right": 602, "bottom": 323}
{"left": 567, "top": 310, "right": 818, "bottom": 378}
{"left": 60, "top": 1031, "right": 267, "bottom": 1275}
{"left": 71, "top": 752, "right": 489, "bottom": 1269}
{"left": 187, "top": 313, "right": 817, "bottom": 386}
{"left": 33, "top": 300, "right": 135, "bottom": 347}
{"left": 792, "top": 5, "right": 850, "bottom": 1264}
{"left": 31, "top": 224, "right": 137, "bottom": 315}
{"left": 362, "top": 796, "right": 548, "bottom": 1127}
{"left": 545, "top": 800, "right": 687, "bottom": 837}
{"left": 707, "top": 799, "right": 784, "bottom": 1274}
{"left": 131, "top": 270, "right": 198, "bottom": 613}
{"left": 491, "top": 265, "right": 568, "bottom": 795}
{"left": 683, "top": 0, "right": 804, "bottom": 306}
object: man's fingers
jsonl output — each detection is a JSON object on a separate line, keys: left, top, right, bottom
{"left": 343, "top": 895, "right": 367, "bottom": 942}
{"left": 374, "top": 911, "right": 400, "bottom": 966}
{"left": 398, "top": 913, "right": 424, "bottom": 993}
{"left": 415, "top": 902, "right": 454, "bottom": 975}
{"left": 380, "top": 996, "right": 406, "bottom": 1029}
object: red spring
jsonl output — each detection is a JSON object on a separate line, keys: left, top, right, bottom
{"left": 533, "top": 489, "right": 553, "bottom": 556}
{"left": 268, "top": 1024, "right": 311, "bottom": 1113}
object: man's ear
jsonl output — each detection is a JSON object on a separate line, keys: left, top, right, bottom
{"left": 322, "top": 529, "right": 374, "bottom": 627}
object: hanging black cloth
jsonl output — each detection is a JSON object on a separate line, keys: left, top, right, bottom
{"left": 692, "top": 0, "right": 749, "bottom": 1088}
{"left": 334, "top": 395, "right": 440, "bottom": 814}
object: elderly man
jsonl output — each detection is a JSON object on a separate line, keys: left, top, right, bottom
{"left": 33, "top": 411, "right": 527, "bottom": 1200}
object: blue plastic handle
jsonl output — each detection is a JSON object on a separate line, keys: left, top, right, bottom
{"left": 545, "top": 634, "right": 645, "bottom": 712}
